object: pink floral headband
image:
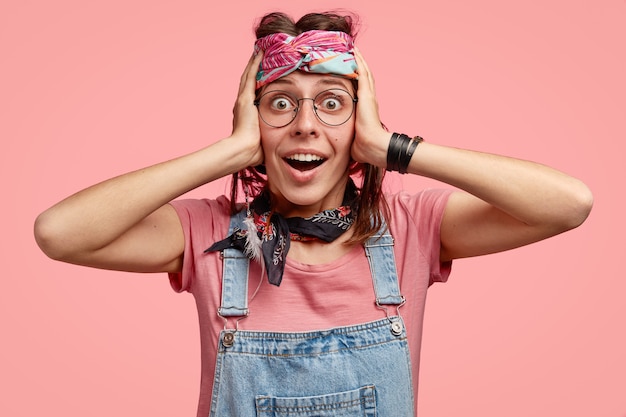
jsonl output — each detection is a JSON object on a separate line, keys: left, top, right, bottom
{"left": 254, "top": 30, "right": 358, "bottom": 89}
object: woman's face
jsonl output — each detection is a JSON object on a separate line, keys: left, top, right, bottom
{"left": 259, "top": 71, "right": 356, "bottom": 217}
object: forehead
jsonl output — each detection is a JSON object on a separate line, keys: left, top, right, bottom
{"left": 262, "top": 72, "right": 354, "bottom": 93}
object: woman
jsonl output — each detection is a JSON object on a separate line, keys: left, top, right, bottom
{"left": 34, "top": 11, "right": 593, "bottom": 416}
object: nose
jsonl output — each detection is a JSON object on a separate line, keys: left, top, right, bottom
{"left": 291, "top": 98, "right": 319, "bottom": 137}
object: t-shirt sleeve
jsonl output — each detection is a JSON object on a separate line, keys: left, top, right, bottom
{"left": 389, "top": 189, "right": 454, "bottom": 285}
{"left": 167, "top": 196, "right": 231, "bottom": 293}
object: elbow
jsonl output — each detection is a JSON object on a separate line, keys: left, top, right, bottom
{"left": 34, "top": 211, "right": 74, "bottom": 262}
{"left": 558, "top": 180, "right": 594, "bottom": 232}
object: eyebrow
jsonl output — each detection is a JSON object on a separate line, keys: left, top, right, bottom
{"left": 269, "top": 77, "right": 351, "bottom": 89}
{"left": 316, "top": 77, "right": 352, "bottom": 88}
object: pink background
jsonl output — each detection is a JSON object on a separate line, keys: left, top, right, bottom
{"left": 2, "top": 0, "right": 624, "bottom": 415}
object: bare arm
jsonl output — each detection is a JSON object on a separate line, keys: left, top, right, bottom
{"left": 407, "top": 144, "right": 592, "bottom": 261}
{"left": 351, "top": 48, "right": 593, "bottom": 262}
{"left": 34, "top": 53, "right": 264, "bottom": 273}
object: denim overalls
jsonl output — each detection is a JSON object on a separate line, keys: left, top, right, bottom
{"left": 209, "top": 211, "right": 415, "bottom": 416}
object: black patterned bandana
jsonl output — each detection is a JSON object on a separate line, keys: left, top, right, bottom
{"left": 206, "top": 180, "right": 357, "bottom": 286}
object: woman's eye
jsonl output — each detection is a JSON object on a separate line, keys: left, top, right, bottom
{"left": 271, "top": 98, "right": 294, "bottom": 111}
{"left": 320, "top": 97, "right": 342, "bottom": 111}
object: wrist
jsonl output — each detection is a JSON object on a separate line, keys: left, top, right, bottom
{"left": 352, "top": 129, "right": 390, "bottom": 168}
{"left": 386, "top": 133, "right": 424, "bottom": 174}
{"left": 224, "top": 134, "right": 264, "bottom": 170}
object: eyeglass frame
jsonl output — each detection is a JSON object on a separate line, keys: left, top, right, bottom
{"left": 253, "top": 88, "right": 358, "bottom": 128}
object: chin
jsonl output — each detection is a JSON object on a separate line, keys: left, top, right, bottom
{"left": 270, "top": 188, "right": 336, "bottom": 215}
{"left": 283, "top": 192, "right": 325, "bottom": 208}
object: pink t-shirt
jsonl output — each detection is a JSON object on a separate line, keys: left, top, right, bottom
{"left": 169, "top": 189, "right": 453, "bottom": 416}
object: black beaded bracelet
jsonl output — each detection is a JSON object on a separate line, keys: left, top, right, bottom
{"left": 386, "top": 133, "right": 424, "bottom": 174}
{"left": 386, "top": 133, "right": 404, "bottom": 172}
{"left": 400, "top": 135, "right": 423, "bottom": 174}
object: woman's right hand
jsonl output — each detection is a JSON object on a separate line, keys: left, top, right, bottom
{"left": 229, "top": 51, "right": 265, "bottom": 169}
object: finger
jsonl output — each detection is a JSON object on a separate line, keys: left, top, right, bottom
{"left": 237, "top": 54, "right": 255, "bottom": 95}
{"left": 354, "top": 47, "right": 376, "bottom": 94}
{"left": 238, "top": 51, "right": 263, "bottom": 96}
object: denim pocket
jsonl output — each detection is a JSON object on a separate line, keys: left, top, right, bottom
{"left": 255, "top": 385, "right": 377, "bottom": 417}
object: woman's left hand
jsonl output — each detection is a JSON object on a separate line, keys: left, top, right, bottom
{"left": 351, "top": 47, "right": 391, "bottom": 168}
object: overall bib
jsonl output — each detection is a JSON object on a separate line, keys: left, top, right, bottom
{"left": 209, "top": 211, "right": 415, "bottom": 416}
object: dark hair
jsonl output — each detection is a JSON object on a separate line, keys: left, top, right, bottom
{"left": 230, "top": 11, "right": 389, "bottom": 244}
{"left": 254, "top": 11, "right": 358, "bottom": 38}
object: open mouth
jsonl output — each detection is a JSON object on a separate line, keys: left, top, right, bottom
{"left": 285, "top": 154, "right": 326, "bottom": 171}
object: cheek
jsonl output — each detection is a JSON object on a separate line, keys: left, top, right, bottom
{"left": 259, "top": 126, "right": 278, "bottom": 151}
{"left": 334, "top": 125, "right": 355, "bottom": 147}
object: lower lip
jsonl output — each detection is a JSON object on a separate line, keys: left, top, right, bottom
{"left": 283, "top": 159, "right": 324, "bottom": 182}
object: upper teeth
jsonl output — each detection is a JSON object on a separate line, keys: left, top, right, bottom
{"left": 287, "top": 154, "right": 324, "bottom": 162}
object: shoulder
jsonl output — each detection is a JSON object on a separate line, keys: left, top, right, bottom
{"left": 386, "top": 188, "right": 454, "bottom": 223}
{"left": 385, "top": 189, "right": 454, "bottom": 285}
{"left": 170, "top": 195, "right": 232, "bottom": 220}
{"left": 167, "top": 196, "right": 235, "bottom": 292}
{"left": 384, "top": 188, "right": 453, "bottom": 255}
{"left": 168, "top": 195, "right": 237, "bottom": 243}
{"left": 170, "top": 194, "right": 232, "bottom": 211}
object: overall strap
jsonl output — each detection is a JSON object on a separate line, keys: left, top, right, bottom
{"left": 218, "top": 209, "right": 250, "bottom": 318}
{"left": 364, "top": 224, "right": 405, "bottom": 307}
{"left": 219, "top": 214, "right": 404, "bottom": 318}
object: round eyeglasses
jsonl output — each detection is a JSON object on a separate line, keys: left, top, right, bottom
{"left": 254, "top": 88, "right": 358, "bottom": 128}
